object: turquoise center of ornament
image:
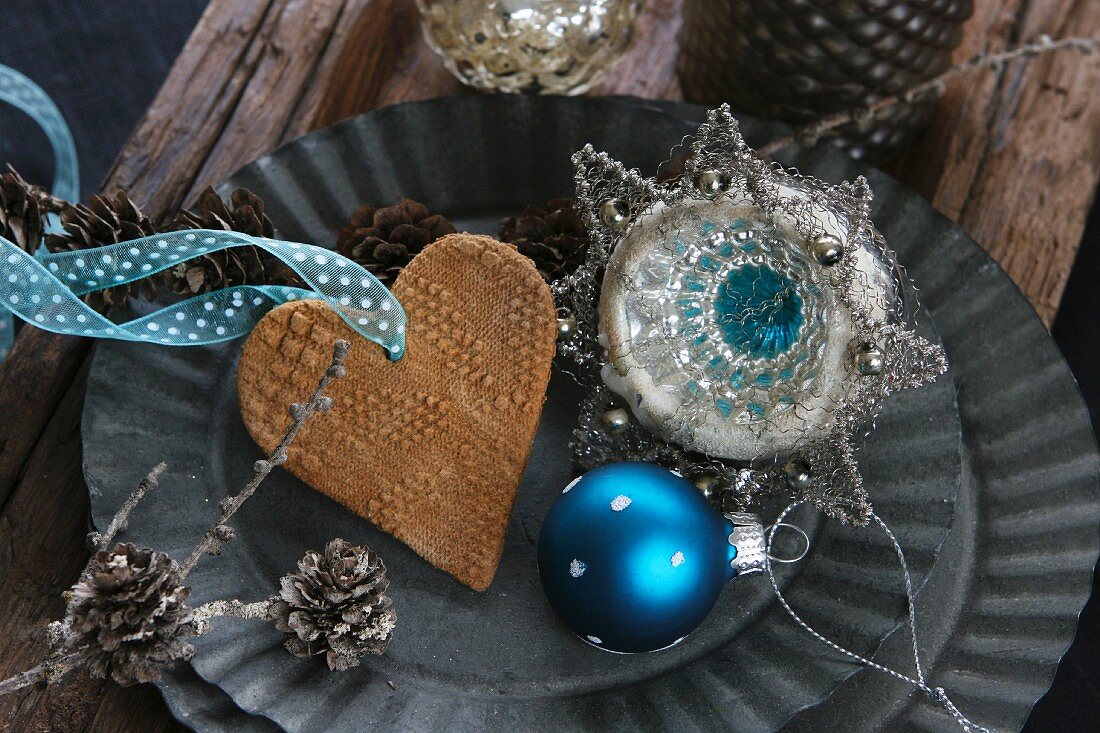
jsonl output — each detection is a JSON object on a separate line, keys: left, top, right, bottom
{"left": 715, "top": 264, "right": 804, "bottom": 359}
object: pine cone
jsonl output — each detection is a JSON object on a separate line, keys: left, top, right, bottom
{"left": 273, "top": 538, "right": 395, "bottom": 671}
{"left": 0, "top": 166, "right": 48, "bottom": 253}
{"left": 335, "top": 199, "right": 456, "bottom": 285}
{"left": 64, "top": 543, "right": 195, "bottom": 686}
{"left": 169, "top": 187, "right": 300, "bottom": 295}
{"left": 499, "top": 197, "right": 588, "bottom": 283}
{"left": 44, "top": 190, "right": 161, "bottom": 311}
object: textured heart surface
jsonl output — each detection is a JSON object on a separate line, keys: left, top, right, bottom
{"left": 237, "top": 234, "right": 558, "bottom": 590}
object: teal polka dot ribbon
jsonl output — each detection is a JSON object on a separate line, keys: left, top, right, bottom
{"left": 0, "top": 64, "right": 78, "bottom": 205}
{"left": 0, "top": 64, "right": 405, "bottom": 361}
{"left": 2, "top": 230, "right": 406, "bottom": 359}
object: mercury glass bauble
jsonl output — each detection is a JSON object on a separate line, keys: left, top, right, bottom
{"left": 417, "top": 0, "right": 642, "bottom": 95}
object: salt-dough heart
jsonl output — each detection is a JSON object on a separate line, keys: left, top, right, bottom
{"left": 238, "top": 234, "right": 558, "bottom": 590}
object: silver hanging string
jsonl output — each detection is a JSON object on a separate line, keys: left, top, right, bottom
{"left": 765, "top": 501, "right": 991, "bottom": 733}
{"left": 765, "top": 521, "right": 810, "bottom": 564}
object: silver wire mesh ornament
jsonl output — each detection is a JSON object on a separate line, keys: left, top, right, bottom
{"left": 555, "top": 105, "right": 947, "bottom": 523}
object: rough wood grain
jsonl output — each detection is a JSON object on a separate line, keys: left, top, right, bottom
{"left": 0, "top": 0, "right": 1097, "bottom": 730}
{"left": 0, "top": 330, "right": 89, "bottom": 511}
{"left": 886, "top": 0, "right": 1100, "bottom": 325}
{"left": 0, "top": 358, "right": 183, "bottom": 732}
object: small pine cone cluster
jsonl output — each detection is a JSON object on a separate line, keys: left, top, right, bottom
{"left": 498, "top": 197, "right": 588, "bottom": 283}
{"left": 64, "top": 543, "right": 195, "bottom": 686}
{"left": 22, "top": 178, "right": 296, "bottom": 312}
{"left": 0, "top": 166, "right": 51, "bottom": 253}
{"left": 335, "top": 199, "right": 456, "bottom": 285}
{"left": 45, "top": 191, "right": 162, "bottom": 310}
{"left": 168, "top": 187, "right": 300, "bottom": 295}
{"left": 273, "top": 538, "right": 396, "bottom": 671}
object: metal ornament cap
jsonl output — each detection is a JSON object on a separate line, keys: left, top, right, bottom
{"left": 537, "top": 462, "right": 744, "bottom": 654}
{"left": 725, "top": 512, "right": 766, "bottom": 576}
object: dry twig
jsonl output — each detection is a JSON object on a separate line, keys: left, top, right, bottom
{"left": 0, "top": 339, "right": 353, "bottom": 696}
{"left": 179, "top": 339, "right": 349, "bottom": 578}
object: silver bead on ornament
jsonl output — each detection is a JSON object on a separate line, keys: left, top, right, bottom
{"left": 601, "top": 407, "right": 631, "bottom": 434}
{"left": 599, "top": 198, "right": 629, "bottom": 230}
{"left": 853, "top": 342, "right": 886, "bottom": 376}
{"left": 783, "top": 458, "right": 813, "bottom": 489}
{"left": 557, "top": 311, "right": 578, "bottom": 340}
{"left": 694, "top": 169, "right": 730, "bottom": 199}
{"left": 812, "top": 233, "right": 845, "bottom": 266}
{"left": 692, "top": 473, "right": 720, "bottom": 500}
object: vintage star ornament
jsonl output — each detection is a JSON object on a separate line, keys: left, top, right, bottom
{"left": 555, "top": 105, "right": 947, "bottom": 523}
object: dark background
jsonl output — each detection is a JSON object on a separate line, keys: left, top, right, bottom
{"left": 0, "top": 1, "right": 1095, "bottom": 730}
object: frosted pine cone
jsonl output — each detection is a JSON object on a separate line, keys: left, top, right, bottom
{"left": 64, "top": 543, "right": 195, "bottom": 686}
{"left": 274, "top": 538, "right": 395, "bottom": 671}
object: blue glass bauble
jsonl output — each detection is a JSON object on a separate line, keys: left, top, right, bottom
{"left": 538, "top": 462, "right": 752, "bottom": 654}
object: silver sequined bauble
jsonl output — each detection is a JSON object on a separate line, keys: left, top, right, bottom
{"left": 417, "top": 0, "right": 642, "bottom": 95}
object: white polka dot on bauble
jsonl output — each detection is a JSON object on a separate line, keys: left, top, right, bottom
{"left": 610, "top": 495, "right": 632, "bottom": 511}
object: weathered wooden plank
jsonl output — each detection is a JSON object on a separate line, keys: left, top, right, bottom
{"left": 0, "top": 330, "right": 89, "bottom": 510}
{"left": 294, "top": 0, "right": 463, "bottom": 131}
{"left": 591, "top": 0, "right": 682, "bottom": 99}
{"left": 887, "top": 0, "right": 1100, "bottom": 325}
